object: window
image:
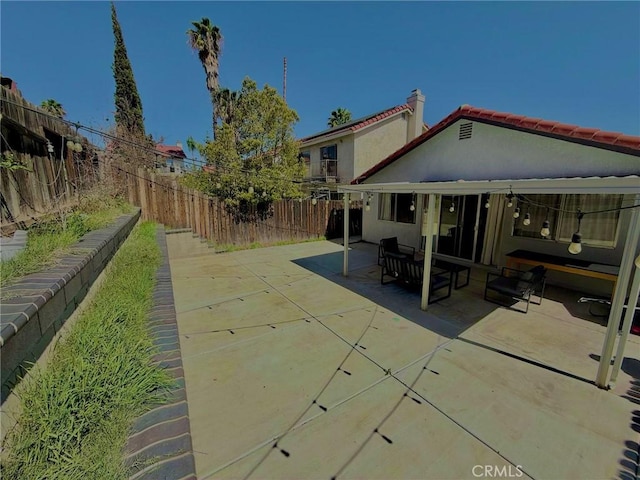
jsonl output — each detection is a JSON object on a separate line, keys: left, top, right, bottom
{"left": 378, "top": 193, "right": 416, "bottom": 224}
{"left": 320, "top": 144, "right": 337, "bottom": 160}
{"left": 513, "top": 194, "right": 623, "bottom": 247}
{"left": 513, "top": 195, "right": 561, "bottom": 239}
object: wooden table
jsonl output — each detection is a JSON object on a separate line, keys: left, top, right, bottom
{"left": 505, "top": 249, "right": 619, "bottom": 297}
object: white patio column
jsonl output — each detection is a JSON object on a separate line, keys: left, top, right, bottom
{"left": 342, "top": 193, "right": 350, "bottom": 276}
{"left": 609, "top": 259, "right": 640, "bottom": 384}
{"left": 421, "top": 194, "right": 437, "bottom": 310}
{"left": 596, "top": 204, "right": 640, "bottom": 388}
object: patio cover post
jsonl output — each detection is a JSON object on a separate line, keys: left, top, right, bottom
{"left": 421, "top": 193, "right": 437, "bottom": 310}
{"left": 343, "top": 193, "right": 350, "bottom": 276}
{"left": 609, "top": 261, "right": 640, "bottom": 384}
{"left": 595, "top": 204, "right": 640, "bottom": 388}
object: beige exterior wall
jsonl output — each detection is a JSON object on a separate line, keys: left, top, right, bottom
{"left": 302, "top": 136, "right": 355, "bottom": 183}
{"left": 353, "top": 114, "right": 412, "bottom": 179}
{"left": 301, "top": 112, "right": 412, "bottom": 185}
{"left": 366, "top": 120, "right": 639, "bottom": 184}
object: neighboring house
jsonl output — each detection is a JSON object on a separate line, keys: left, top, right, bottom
{"left": 344, "top": 104, "right": 640, "bottom": 297}
{"left": 155, "top": 143, "right": 186, "bottom": 174}
{"left": 299, "top": 89, "right": 428, "bottom": 198}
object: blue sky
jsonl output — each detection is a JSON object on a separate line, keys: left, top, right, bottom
{"left": 2, "top": 1, "right": 639, "bottom": 152}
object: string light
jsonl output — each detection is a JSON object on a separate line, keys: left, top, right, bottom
{"left": 484, "top": 193, "right": 490, "bottom": 209}
{"left": 523, "top": 212, "right": 531, "bottom": 226}
{"left": 365, "top": 193, "right": 372, "bottom": 212}
{"left": 540, "top": 208, "right": 551, "bottom": 237}
{"left": 568, "top": 210, "right": 584, "bottom": 254}
{"left": 449, "top": 202, "right": 455, "bottom": 213}
{"left": 248, "top": 186, "right": 254, "bottom": 194}
{"left": 513, "top": 207, "right": 520, "bottom": 219}
{"left": 506, "top": 192, "right": 514, "bottom": 208}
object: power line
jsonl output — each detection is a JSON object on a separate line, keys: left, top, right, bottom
{"left": 1, "top": 97, "right": 307, "bottom": 184}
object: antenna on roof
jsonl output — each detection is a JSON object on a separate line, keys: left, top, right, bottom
{"left": 283, "top": 57, "right": 287, "bottom": 103}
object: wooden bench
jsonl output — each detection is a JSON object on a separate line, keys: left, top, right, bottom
{"left": 505, "top": 249, "right": 619, "bottom": 296}
{"left": 381, "top": 252, "right": 452, "bottom": 304}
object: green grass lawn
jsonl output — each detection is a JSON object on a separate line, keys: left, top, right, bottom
{"left": 1, "top": 222, "right": 173, "bottom": 479}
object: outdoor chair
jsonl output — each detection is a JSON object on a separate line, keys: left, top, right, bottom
{"left": 381, "top": 252, "right": 452, "bottom": 304}
{"left": 484, "top": 265, "right": 546, "bottom": 313}
{"left": 378, "top": 237, "right": 415, "bottom": 266}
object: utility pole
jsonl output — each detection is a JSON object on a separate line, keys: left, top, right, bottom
{"left": 283, "top": 57, "right": 287, "bottom": 102}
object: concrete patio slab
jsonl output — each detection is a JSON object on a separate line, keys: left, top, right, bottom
{"left": 167, "top": 234, "right": 639, "bottom": 480}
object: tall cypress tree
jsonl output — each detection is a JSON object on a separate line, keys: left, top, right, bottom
{"left": 111, "top": 2, "right": 145, "bottom": 137}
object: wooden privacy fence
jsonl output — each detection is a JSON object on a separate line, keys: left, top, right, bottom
{"left": 1, "top": 87, "right": 99, "bottom": 233}
{"left": 120, "top": 167, "right": 362, "bottom": 246}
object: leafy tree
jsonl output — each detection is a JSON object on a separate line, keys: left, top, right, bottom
{"left": 40, "top": 99, "right": 66, "bottom": 118}
{"left": 182, "top": 78, "right": 304, "bottom": 219}
{"left": 187, "top": 18, "right": 222, "bottom": 137}
{"left": 327, "top": 107, "right": 352, "bottom": 127}
{"left": 111, "top": 2, "right": 145, "bottom": 138}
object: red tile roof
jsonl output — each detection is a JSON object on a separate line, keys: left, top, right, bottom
{"left": 353, "top": 105, "right": 640, "bottom": 184}
{"left": 301, "top": 104, "right": 412, "bottom": 143}
{"left": 156, "top": 144, "right": 186, "bottom": 158}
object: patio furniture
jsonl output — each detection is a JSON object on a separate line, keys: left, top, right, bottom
{"left": 378, "top": 237, "right": 415, "bottom": 266}
{"left": 381, "top": 252, "right": 452, "bottom": 304}
{"left": 434, "top": 259, "right": 471, "bottom": 290}
{"left": 484, "top": 265, "right": 547, "bottom": 313}
{"left": 506, "top": 249, "right": 618, "bottom": 299}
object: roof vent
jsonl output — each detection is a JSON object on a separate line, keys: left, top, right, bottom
{"left": 459, "top": 122, "right": 473, "bottom": 140}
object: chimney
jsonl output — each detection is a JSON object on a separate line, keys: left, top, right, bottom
{"left": 406, "top": 89, "right": 425, "bottom": 142}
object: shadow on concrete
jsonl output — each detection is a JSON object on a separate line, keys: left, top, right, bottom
{"left": 292, "top": 244, "right": 499, "bottom": 340}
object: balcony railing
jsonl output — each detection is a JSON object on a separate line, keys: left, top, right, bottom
{"left": 305, "top": 159, "right": 339, "bottom": 183}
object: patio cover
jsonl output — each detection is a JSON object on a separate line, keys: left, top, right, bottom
{"left": 338, "top": 176, "right": 640, "bottom": 389}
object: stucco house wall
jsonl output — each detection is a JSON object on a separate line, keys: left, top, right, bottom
{"left": 305, "top": 136, "right": 356, "bottom": 183}
{"left": 353, "top": 114, "right": 412, "bottom": 178}
{"left": 366, "top": 120, "right": 639, "bottom": 184}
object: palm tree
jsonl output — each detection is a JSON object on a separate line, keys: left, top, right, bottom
{"left": 187, "top": 18, "right": 222, "bottom": 137}
{"left": 185, "top": 136, "right": 198, "bottom": 155}
{"left": 213, "top": 88, "right": 241, "bottom": 126}
{"left": 327, "top": 107, "right": 352, "bottom": 127}
{"left": 40, "top": 99, "right": 66, "bottom": 118}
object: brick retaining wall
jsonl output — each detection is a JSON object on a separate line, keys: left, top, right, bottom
{"left": 0, "top": 209, "right": 141, "bottom": 402}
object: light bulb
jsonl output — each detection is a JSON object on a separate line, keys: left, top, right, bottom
{"left": 507, "top": 197, "right": 513, "bottom": 208}
{"left": 485, "top": 200, "right": 490, "bottom": 209}
{"left": 513, "top": 207, "right": 520, "bottom": 219}
{"left": 540, "top": 220, "right": 551, "bottom": 237}
{"left": 262, "top": 191, "right": 267, "bottom": 198}
{"left": 635, "top": 254, "right": 640, "bottom": 269}
{"left": 311, "top": 197, "right": 317, "bottom": 205}
{"left": 74, "top": 143, "right": 83, "bottom": 152}
{"left": 298, "top": 197, "right": 303, "bottom": 203}
{"left": 568, "top": 232, "right": 582, "bottom": 254}
{"left": 47, "top": 142, "right": 54, "bottom": 153}
{"left": 66, "top": 140, "right": 75, "bottom": 150}
{"left": 248, "top": 186, "right": 254, "bottom": 194}
{"left": 523, "top": 213, "right": 531, "bottom": 226}
{"left": 216, "top": 182, "right": 221, "bottom": 189}
{"left": 409, "top": 202, "right": 415, "bottom": 212}
{"left": 365, "top": 202, "right": 371, "bottom": 212}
